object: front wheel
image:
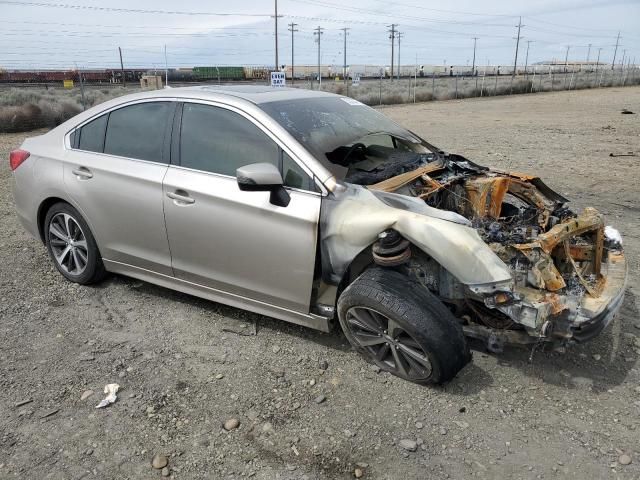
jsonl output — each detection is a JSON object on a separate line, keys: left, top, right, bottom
{"left": 337, "top": 267, "right": 471, "bottom": 384}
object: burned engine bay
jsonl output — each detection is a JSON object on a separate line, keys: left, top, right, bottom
{"left": 333, "top": 141, "right": 626, "bottom": 348}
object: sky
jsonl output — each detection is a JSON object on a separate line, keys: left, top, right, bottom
{"left": 0, "top": 0, "right": 639, "bottom": 71}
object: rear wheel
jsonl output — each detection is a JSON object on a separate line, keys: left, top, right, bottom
{"left": 44, "top": 202, "right": 106, "bottom": 284}
{"left": 337, "top": 267, "right": 471, "bottom": 384}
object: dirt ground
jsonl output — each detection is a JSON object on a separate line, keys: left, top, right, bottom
{"left": 1, "top": 87, "right": 639, "bottom": 480}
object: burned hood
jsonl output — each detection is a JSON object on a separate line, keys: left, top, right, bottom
{"left": 319, "top": 184, "right": 513, "bottom": 287}
{"left": 369, "top": 189, "right": 471, "bottom": 226}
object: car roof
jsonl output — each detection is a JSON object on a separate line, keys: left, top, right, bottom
{"left": 129, "top": 85, "right": 338, "bottom": 104}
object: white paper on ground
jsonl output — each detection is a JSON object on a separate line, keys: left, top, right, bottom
{"left": 95, "top": 383, "right": 120, "bottom": 409}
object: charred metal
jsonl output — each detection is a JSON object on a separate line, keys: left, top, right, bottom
{"left": 318, "top": 150, "right": 626, "bottom": 350}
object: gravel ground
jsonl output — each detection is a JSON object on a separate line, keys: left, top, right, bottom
{"left": 1, "top": 87, "right": 639, "bottom": 479}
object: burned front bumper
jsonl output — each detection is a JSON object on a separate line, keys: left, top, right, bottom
{"left": 484, "top": 250, "right": 627, "bottom": 346}
{"left": 562, "top": 251, "right": 627, "bottom": 343}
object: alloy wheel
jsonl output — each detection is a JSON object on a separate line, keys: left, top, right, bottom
{"left": 48, "top": 213, "right": 88, "bottom": 276}
{"left": 345, "top": 306, "right": 432, "bottom": 380}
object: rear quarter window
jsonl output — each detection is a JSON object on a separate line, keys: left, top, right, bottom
{"left": 77, "top": 114, "right": 108, "bottom": 153}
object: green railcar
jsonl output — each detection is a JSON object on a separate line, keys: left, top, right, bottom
{"left": 193, "top": 66, "right": 246, "bottom": 80}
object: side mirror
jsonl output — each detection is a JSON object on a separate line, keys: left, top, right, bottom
{"left": 236, "top": 162, "right": 291, "bottom": 207}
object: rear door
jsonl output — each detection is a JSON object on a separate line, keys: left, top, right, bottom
{"left": 162, "top": 101, "right": 321, "bottom": 313}
{"left": 64, "top": 101, "right": 175, "bottom": 275}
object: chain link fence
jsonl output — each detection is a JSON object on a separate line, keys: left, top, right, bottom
{"left": 1, "top": 64, "right": 638, "bottom": 133}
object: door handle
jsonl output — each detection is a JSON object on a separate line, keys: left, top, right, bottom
{"left": 167, "top": 190, "right": 195, "bottom": 204}
{"left": 72, "top": 167, "right": 93, "bottom": 179}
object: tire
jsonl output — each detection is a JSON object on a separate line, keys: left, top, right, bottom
{"left": 337, "top": 267, "right": 471, "bottom": 384}
{"left": 44, "top": 202, "right": 107, "bottom": 285}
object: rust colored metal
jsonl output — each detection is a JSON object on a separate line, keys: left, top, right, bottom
{"left": 543, "top": 293, "right": 567, "bottom": 315}
{"left": 594, "top": 225, "right": 604, "bottom": 275}
{"left": 368, "top": 161, "right": 444, "bottom": 192}
{"left": 537, "top": 208, "right": 603, "bottom": 254}
{"left": 372, "top": 245, "right": 411, "bottom": 266}
{"left": 463, "top": 176, "right": 510, "bottom": 218}
{"left": 515, "top": 208, "right": 604, "bottom": 255}
{"left": 513, "top": 247, "right": 566, "bottom": 291}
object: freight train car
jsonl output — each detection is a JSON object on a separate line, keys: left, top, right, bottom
{"left": 193, "top": 66, "right": 246, "bottom": 81}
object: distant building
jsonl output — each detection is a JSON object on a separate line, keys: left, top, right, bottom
{"left": 140, "top": 75, "right": 163, "bottom": 90}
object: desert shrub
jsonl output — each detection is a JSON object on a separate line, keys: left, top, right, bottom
{"left": 414, "top": 91, "right": 433, "bottom": 102}
{"left": 0, "top": 99, "right": 83, "bottom": 133}
{"left": 0, "top": 86, "right": 134, "bottom": 133}
{"left": 435, "top": 91, "right": 454, "bottom": 101}
{"left": 379, "top": 93, "right": 403, "bottom": 105}
{"left": 359, "top": 95, "right": 380, "bottom": 106}
{"left": 0, "top": 104, "right": 44, "bottom": 133}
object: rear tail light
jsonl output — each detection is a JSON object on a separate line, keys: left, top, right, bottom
{"left": 9, "top": 149, "right": 30, "bottom": 170}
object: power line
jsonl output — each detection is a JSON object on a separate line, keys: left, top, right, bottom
{"left": 291, "top": 0, "right": 515, "bottom": 27}
{"left": 0, "top": 1, "right": 273, "bottom": 17}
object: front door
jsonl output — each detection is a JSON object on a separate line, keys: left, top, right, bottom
{"left": 162, "top": 102, "right": 320, "bottom": 313}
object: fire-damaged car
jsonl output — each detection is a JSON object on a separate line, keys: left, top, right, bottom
{"left": 12, "top": 86, "right": 627, "bottom": 385}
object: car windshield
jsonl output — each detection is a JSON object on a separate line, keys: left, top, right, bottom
{"left": 260, "top": 97, "right": 436, "bottom": 182}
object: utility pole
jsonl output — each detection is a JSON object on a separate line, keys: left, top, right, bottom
{"left": 341, "top": 27, "right": 350, "bottom": 84}
{"left": 524, "top": 40, "right": 532, "bottom": 77}
{"left": 586, "top": 43, "right": 592, "bottom": 63}
{"left": 314, "top": 26, "right": 324, "bottom": 88}
{"left": 288, "top": 22, "right": 298, "bottom": 84}
{"left": 164, "top": 44, "right": 168, "bottom": 87}
{"left": 471, "top": 37, "right": 478, "bottom": 76}
{"left": 594, "top": 47, "right": 602, "bottom": 86}
{"left": 397, "top": 32, "right": 403, "bottom": 80}
{"left": 75, "top": 63, "right": 86, "bottom": 110}
{"left": 118, "top": 46, "right": 126, "bottom": 87}
{"left": 388, "top": 24, "right": 396, "bottom": 80}
{"left": 274, "top": 0, "right": 279, "bottom": 70}
{"left": 510, "top": 16, "right": 523, "bottom": 93}
{"left": 563, "top": 45, "right": 570, "bottom": 88}
{"left": 611, "top": 31, "right": 620, "bottom": 69}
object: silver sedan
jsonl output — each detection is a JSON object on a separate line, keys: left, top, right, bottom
{"left": 11, "top": 86, "right": 626, "bottom": 384}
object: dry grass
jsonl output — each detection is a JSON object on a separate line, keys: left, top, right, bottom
{"left": 3, "top": 72, "right": 639, "bottom": 133}
{"left": 317, "top": 71, "right": 640, "bottom": 106}
{"left": 0, "top": 87, "right": 136, "bottom": 133}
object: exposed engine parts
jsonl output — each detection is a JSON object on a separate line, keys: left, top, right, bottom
{"left": 372, "top": 229, "right": 411, "bottom": 267}
{"left": 350, "top": 153, "right": 625, "bottom": 347}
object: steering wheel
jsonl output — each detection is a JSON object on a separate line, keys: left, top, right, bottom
{"left": 342, "top": 142, "right": 367, "bottom": 165}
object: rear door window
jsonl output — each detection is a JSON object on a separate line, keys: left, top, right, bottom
{"left": 104, "top": 102, "right": 172, "bottom": 162}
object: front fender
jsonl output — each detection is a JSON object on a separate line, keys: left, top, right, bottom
{"left": 319, "top": 184, "right": 513, "bottom": 289}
